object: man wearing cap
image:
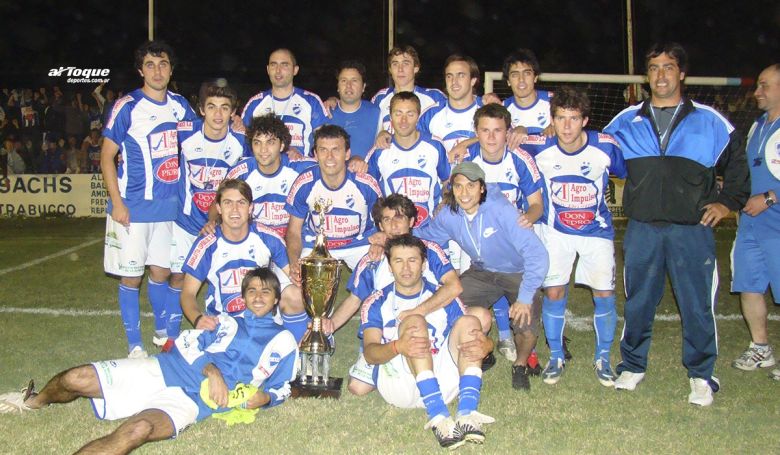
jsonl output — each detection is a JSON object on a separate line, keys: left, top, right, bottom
{"left": 416, "top": 162, "right": 549, "bottom": 390}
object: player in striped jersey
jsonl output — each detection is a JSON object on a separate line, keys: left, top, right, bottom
{"left": 180, "top": 179, "right": 307, "bottom": 342}
{"left": 241, "top": 48, "right": 328, "bottom": 157}
{"left": 323, "top": 194, "right": 464, "bottom": 395}
{"left": 520, "top": 87, "right": 626, "bottom": 386}
{"left": 101, "top": 40, "right": 197, "bottom": 358}
{"left": 366, "top": 91, "right": 451, "bottom": 228}
{"left": 226, "top": 114, "right": 316, "bottom": 237}
{"left": 163, "top": 81, "right": 248, "bottom": 348}
{"left": 371, "top": 45, "right": 447, "bottom": 133}
{"left": 361, "top": 234, "right": 494, "bottom": 448}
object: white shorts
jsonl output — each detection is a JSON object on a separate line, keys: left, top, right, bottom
{"left": 376, "top": 337, "right": 459, "bottom": 409}
{"left": 90, "top": 358, "right": 199, "bottom": 437}
{"left": 170, "top": 224, "right": 197, "bottom": 274}
{"left": 348, "top": 351, "right": 376, "bottom": 386}
{"left": 104, "top": 216, "right": 173, "bottom": 277}
{"left": 537, "top": 224, "right": 616, "bottom": 290}
{"left": 301, "top": 243, "right": 369, "bottom": 270}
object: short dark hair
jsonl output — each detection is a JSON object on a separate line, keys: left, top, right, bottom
{"left": 387, "top": 45, "right": 420, "bottom": 69}
{"left": 337, "top": 60, "right": 367, "bottom": 81}
{"left": 473, "top": 103, "right": 511, "bottom": 131}
{"left": 550, "top": 86, "right": 591, "bottom": 118}
{"left": 270, "top": 48, "right": 297, "bottom": 67}
{"left": 134, "top": 40, "right": 176, "bottom": 70}
{"left": 314, "top": 124, "right": 350, "bottom": 151}
{"left": 199, "top": 80, "right": 238, "bottom": 111}
{"left": 444, "top": 53, "right": 480, "bottom": 87}
{"left": 502, "top": 48, "right": 541, "bottom": 80}
{"left": 389, "top": 91, "right": 421, "bottom": 114}
{"left": 372, "top": 194, "right": 418, "bottom": 230}
{"left": 246, "top": 114, "right": 292, "bottom": 151}
{"left": 241, "top": 267, "right": 281, "bottom": 301}
{"left": 216, "top": 179, "right": 253, "bottom": 205}
{"left": 384, "top": 233, "right": 427, "bottom": 262}
{"left": 645, "top": 42, "right": 688, "bottom": 74}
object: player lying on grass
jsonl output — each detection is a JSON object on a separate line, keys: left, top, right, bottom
{"left": 362, "top": 234, "right": 494, "bottom": 449}
{"left": 0, "top": 267, "right": 297, "bottom": 455}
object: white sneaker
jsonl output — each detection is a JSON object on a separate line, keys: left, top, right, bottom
{"left": 152, "top": 334, "right": 168, "bottom": 348}
{"left": 497, "top": 338, "right": 517, "bottom": 362}
{"left": 769, "top": 368, "right": 780, "bottom": 381}
{"left": 456, "top": 411, "right": 496, "bottom": 444}
{"left": 128, "top": 346, "right": 148, "bottom": 359}
{"left": 0, "top": 380, "right": 36, "bottom": 413}
{"left": 614, "top": 371, "right": 645, "bottom": 391}
{"left": 732, "top": 343, "right": 775, "bottom": 371}
{"left": 688, "top": 377, "right": 718, "bottom": 406}
{"left": 424, "top": 415, "right": 465, "bottom": 450}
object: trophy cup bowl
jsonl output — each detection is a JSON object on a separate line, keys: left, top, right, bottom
{"left": 291, "top": 198, "right": 344, "bottom": 398}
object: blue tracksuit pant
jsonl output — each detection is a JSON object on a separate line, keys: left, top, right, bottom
{"left": 617, "top": 220, "right": 718, "bottom": 379}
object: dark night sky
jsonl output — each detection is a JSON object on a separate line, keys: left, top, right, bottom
{"left": 1, "top": 0, "right": 778, "bottom": 101}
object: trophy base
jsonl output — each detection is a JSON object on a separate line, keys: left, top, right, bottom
{"left": 290, "top": 376, "right": 343, "bottom": 399}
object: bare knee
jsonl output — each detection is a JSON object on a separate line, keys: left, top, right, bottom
{"left": 280, "top": 286, "right": 304, "bottom": 314}
{"left": 347, "top": 379, "right": 375, "bottom": 396}
{"left": 121, "top": 418, "right": 155, "bottom": 443}
{"left": 466, "top": 306, "right": 491, "bottom": 332}
{"left": 168, "top": 273, "right": 185, "bottom": 289}
{"left": 120, "top": 276, "right": 143, "bottom": 289}
{"left": 399, "top": 314, "right": 427, "bottom": 335}
{"left": 545, "top": 286, "right": 566, "bottom": 301}
{"left": 148, "top": 266, "right": 170, "bottom": 283}
{"left": 62, "top": 365, "right": 99, "bottom": 395}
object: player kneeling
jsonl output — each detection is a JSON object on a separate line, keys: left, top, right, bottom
{"left": 362, "top": 234, "right": 494, "bottom": 450}
{"left": 0, "top": 267, "right": 297, "bottom": 454}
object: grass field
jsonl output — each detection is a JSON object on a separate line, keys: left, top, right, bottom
{"left": 0, "top": 217, "right": 778, "bottom": 454}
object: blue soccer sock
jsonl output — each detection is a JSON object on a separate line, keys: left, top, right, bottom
{"left": 147, "top": 279, "right": 168, "bottom": 334}
{"left": 281, "top": 311, "right": 311, "bottom": 343}
{"left": 416, "top": 370, "right": 449, "bottom": 421}
{"left": 118, "top": 284, "right": 142, "bottom": 350}
{"left": 165, "top": 285, "right": 183, "bottom": 338}
{"left": 493, "top": 296, "right": 512, "bottom": 341}
{"left": 456, "top": 367, "right": 483, "bottom": 417}
{"left": 593, "top": 295, "right": 617, "bottom": 361}
{"left": 542, "top": 295, "right": 568, "bottom": 361}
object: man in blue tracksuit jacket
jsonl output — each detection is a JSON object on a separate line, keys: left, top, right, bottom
{"left": 603, "top": 42, "right": 749, "bottom": 406}
{"left": 416, "top": 162, "right": 549, "bottom": 391}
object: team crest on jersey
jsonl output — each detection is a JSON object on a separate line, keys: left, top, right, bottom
{"left": 281, "top": 180, "right": 289, "bottom": 193}
{"left": 580, "top": 162, "right": 592, "bottom": 176}
{"left": 292, "top": 104, "right": 302, "bottom": 115}
{"left": 155, "top": 157, "right": 179, "bottom": 183}
{"left": 269, "top": 352, "right": 281, "bottom": 367}
{"left": 345, "top": 195, "right": 355, "bottom": 209}
{"left": 538, "top": 114, "right": 548, "bottom": 126}
{"left": 417, "top": 155, "right": 428, "bottom": 168}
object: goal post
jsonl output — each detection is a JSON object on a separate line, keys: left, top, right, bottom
{"left": 483, "top": 71, "right": 758, "bottom": 133}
